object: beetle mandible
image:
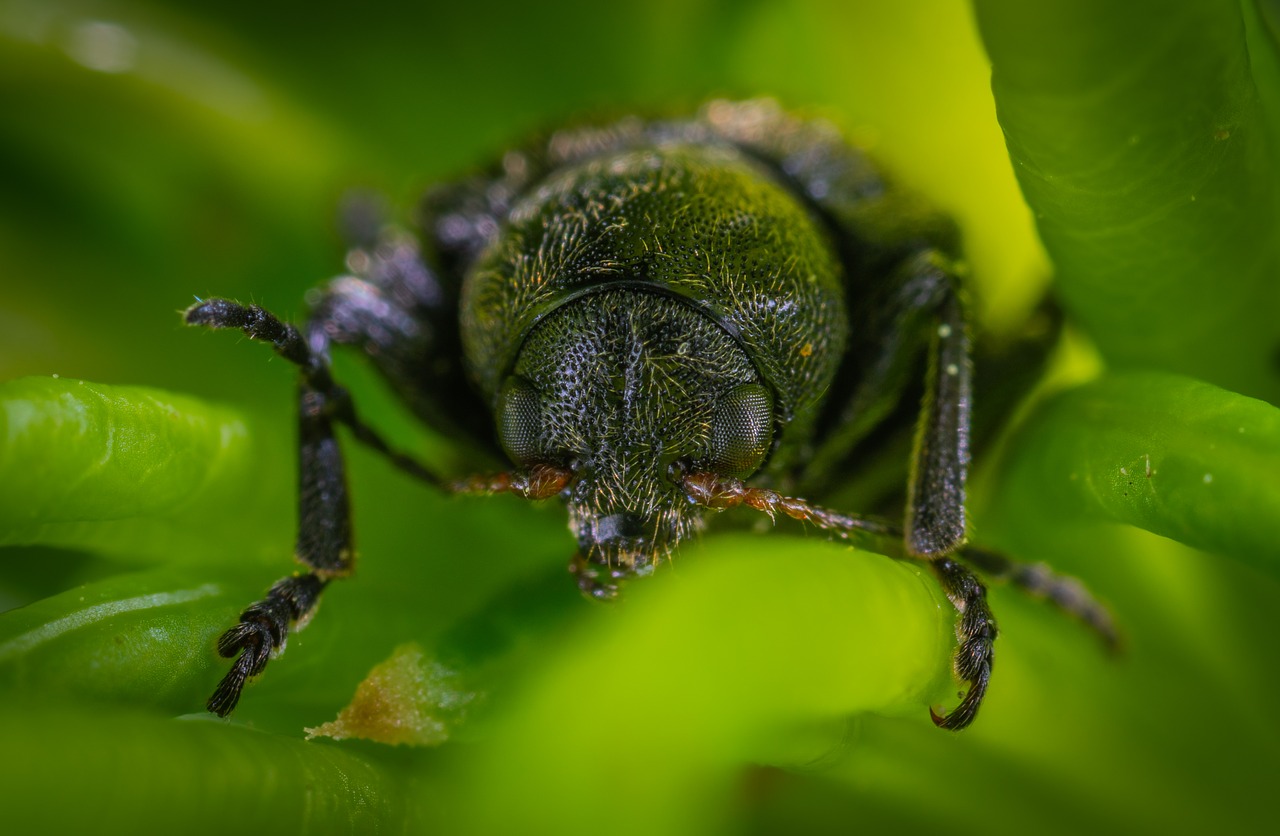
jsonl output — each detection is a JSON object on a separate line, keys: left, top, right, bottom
{"left": 187, "top": 99, "right": 1115, "bottom": 729}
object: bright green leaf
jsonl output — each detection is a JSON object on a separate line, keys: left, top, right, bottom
{"left": 975, "top": 0, "right": 1280, "bottom": 401}
{"left": 991, "top": 371, "right": 1280, "bottom": 575}
{"left": 0, "top": 377, "right": 288, "bottom": 559}
{"left": 0, "top": 566, "right": 238, "bottom": 710}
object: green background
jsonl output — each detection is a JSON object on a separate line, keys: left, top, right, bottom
{"left": 2, "top": 1, "right": 1279, "bottom": 833}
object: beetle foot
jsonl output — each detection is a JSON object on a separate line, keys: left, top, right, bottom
{"left": 928, "top": 558, "right": 996, "bottom": 731}
{"left": 207, "top": 629, "right": 271, "bottom": 718}
{"left": 206, "top": 574, "right": 327, "bottom": 717}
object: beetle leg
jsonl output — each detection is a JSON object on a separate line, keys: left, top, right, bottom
{"left": 186, "top": 299, "right": 447, "bottom": 715}
{"left": 906, "top": 256, "right": 971, "bottom": 557}
{"left": 959, "top": 547, "right": 1120, "bottom": 650}
{"left": 816, "top": 249, "right": 973, "bottom": 557}
{"left": 206, "top": 572, "right": 328, "bottom": 717}
{"left": 802, "top": 250, "right": 971, "bottom": 532}
{"left": 186, "top": 298, "right": 446, "bottom": 487}
{"left": 205, "top": 371, "right": 352, "bottom": 717}
{"left": 311, "top": 230, "right": 499, "bottom": 459}
{"left": 927, "top": 557, "right": 995, "bottom": 730}
{"left": 812, "top": 250, "right": 973, "bottom": 555}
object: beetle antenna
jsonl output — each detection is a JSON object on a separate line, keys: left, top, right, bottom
{"left": 680, "top": 471, "right": 901, "bottom": 550}
{"left": 450, "top": 463, "right": 574, "bottom": 500}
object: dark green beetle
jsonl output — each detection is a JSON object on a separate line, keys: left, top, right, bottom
{"left": 187, "top": 100, "right": 1113, "bottom": 730}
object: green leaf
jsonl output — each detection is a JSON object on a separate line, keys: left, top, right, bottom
{"left": 0, "top": 701, "right": 406, "bottom": 835}
{"left": 974, "top": 0, "right": 1280, "bottom": 402}
{"left": 990, "top": 371, "right": 1280, "bottom": 575}
{"left": 0, "top": 567, "right": 238, "bottom": 710}
{"left": 0, "top": 377, "right": 288, "bottom": 560}
{"left": 417, "top": 537, "right": 955, "bottom": 836}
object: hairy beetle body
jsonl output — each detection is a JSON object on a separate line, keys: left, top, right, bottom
{"left": 186, "top": 100, "right": 1115, "bottom": 728}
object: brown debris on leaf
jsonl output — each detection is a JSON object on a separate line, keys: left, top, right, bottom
{"left": 305, "top": 642, "right": 476, "bottom": 746}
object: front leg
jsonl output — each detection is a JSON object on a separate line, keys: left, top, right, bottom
{"left": 186, "top": 299, "right": 440, "bottom": 716}
{"left": 906, "top": 258, "right": 971, "bottom": 557}
{"left": 807, "top": 250, "right": 973, "bottom": 555}
{"left": 206, "top": 382, "right": 353, "bottom": 716}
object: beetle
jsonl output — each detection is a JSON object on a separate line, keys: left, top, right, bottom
{"left": 186, "top": 99, "right": 1114, "bottom": 730}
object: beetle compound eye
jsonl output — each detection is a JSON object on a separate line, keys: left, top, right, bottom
{"left": 706, "top": 383, "right": 774, "bottom": 478}
{"left": 497, "top": 376, "right": 544, "bottom": 463}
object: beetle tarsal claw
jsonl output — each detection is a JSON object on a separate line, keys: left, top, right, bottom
{"left": 928, "top": 664, "right": 991, "bottom": 731}
{"left": 927, "top": 558, "right": 997, "bottom": 731}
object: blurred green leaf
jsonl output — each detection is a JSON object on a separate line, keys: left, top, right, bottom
{"left": 974, "top": 0, "right": 1280, "bottom": 402}
{"left": 0, "top": 701, "right": 407, "bottom": 835}
{"left": 431, "top": 538, "right": 952, "bottom": 836}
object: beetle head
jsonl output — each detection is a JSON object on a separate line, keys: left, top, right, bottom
{"left": 497, "top": 288, "right": 774, "bottom": 592}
